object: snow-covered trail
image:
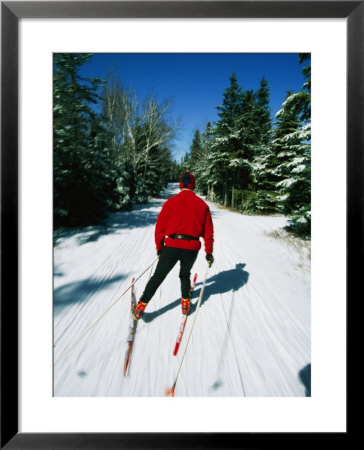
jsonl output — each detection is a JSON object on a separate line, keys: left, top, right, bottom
{"left": 53, "top": 184, "right": 310, "bottom": 397}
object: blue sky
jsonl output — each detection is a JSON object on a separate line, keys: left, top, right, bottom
{"left": 79, "top": 53, "right": 306, "bottom": 162}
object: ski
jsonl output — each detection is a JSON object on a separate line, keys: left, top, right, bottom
{"left": 173, "top": 272, "right": 198, "bottom": 356}
{"left": 166, "top": 266, "right": 210, "bottom": 396}
{"left": 123, "top": 277, "right": 138, "bottom": 377}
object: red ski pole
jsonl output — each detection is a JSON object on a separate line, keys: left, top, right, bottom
{"left": 166, "top": 265, "right": 210, "bottom": 397}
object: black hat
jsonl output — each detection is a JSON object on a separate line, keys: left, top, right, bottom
{"left": 179, "top": 171, "right": 196, "bottom": 190}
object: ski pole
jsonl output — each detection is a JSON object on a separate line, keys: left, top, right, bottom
{"left": 54, "top": 257, "right": 158, "bottom": 366}
{"left": 166, "top": 264, "right": 210, "bottom": 397}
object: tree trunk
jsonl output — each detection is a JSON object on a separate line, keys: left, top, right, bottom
{"left": 210, "top": 186, "right": 215, "bottom": 203}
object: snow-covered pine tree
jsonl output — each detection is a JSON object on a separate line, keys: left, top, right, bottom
{"left": 233, "top": 78, "right": 273, "bottom": 213}
{"left": 194, "top": 123, "right": 215, "bottom": 196}
{"left": 254, "top": 77, "right": 273, "bottom": 147}
{"left": 206, "top": 144, "right": 233, "bottom": 206}
{"left": 53, "top": 53, "right": 116, "bottom": 225}
{"left": 276, "top": 55, "right": 311, "bottom": 236}
{"left": 180, "top": 123, "right": 214, "bottom": 197}
{"left": 215, "top": 71, "right": 243, "bottom": 134}
{"left": 87, "top": 114, "right": 121, "bottom": 214}
{"left": 279, "top": 124, "right": 311, "bottom": 236}
{"left": 190, "top": 74, "right": 273, "bottom": 210}
{"left": 183, "top": 128, "right": 207, "bottom": 191}
{"left": 189, "top": 129, "right": 205, "bottom": 166}
{"left": 282, "top": 54, "right": 311, "bottom": 124}
{"left": 252, "top": 89, "right": 303, "bottom": 216}
{"left": 180, "top": 151, "right": 192, "bottom": 173}
{"left": 169, "top": 160, "right": 182, "bottom": 182}
{"left": 209, "top": 72, "right": 246, "bottom": 205}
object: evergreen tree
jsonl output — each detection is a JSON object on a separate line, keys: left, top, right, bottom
{"left": 237, "top": 89, "right": 257, "bottom": 161}
{"left": 256, "top": 89, "right": 303, "bottom": 214}
{"left": 277, "top": 55, "right": 311, "bottom": 236}
{"left": 232, "top": 78, "right": 272, "bottom": 212}
{"left": 180, "top": 151, "right": 192, "bottom": 172}
{"left": 215, "top": 71, "right": 243, "bottom": 133}
{"left": 193, "top": 123, "right": 214, "bottom": 195}
{"left": 192, "top": 73, "right": 274, "bottom": 209}
{"left": 53, "top": 53, "right": 116, "bottom": 225}
{"left": 210, "top": 72, "right": 245, "bottom": 204}
{"left": 182, "top": 57, "right": 309, "bottom": 237}
{"left": 254, "top": 77, "right": 272, "bottom": 146}
{"left": 169, "top": 160, "right": 182, "bottom": 181}
{"left": 283, "top": 53, "right": 311, "bottom": 123}
{"left": 189, "top": 129, "right": 204, "bottom": 166}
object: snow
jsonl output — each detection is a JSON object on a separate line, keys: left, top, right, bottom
{"left": 54, "top": 183, "right": 310, "bottom": 397}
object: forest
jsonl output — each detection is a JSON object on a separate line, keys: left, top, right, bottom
{"left": 53, "top": 53, "right": 311, "bottom": 237}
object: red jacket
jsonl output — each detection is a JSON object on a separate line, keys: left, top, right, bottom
{"left": 155, "top": 189, "right": 214, "bottom": 254}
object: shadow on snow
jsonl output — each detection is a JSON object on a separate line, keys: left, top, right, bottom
{"left": 142, "top": 263, "right": 249, "bottom": 323}
{"left": 54, "top": 205, "right": 161, "bottom": 247}
{"left": 54, "top": 274, "right": 127, "bottom": 312}
{"left": 299, "top": 363, "right": 311, "bottom": 397}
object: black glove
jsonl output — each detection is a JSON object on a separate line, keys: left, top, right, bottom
{"left": 206, "top": 254, "right": 214, "bottom": 267}
{"left": 157, "top": 250, "right": 163, "bottom": 258}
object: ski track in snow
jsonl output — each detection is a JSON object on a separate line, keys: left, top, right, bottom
{"left": 53, "top": 184, "right": 311, "bottom": 397}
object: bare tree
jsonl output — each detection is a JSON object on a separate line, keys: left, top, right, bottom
{"left": 102, "top": 75, "right": 178, "bottom": 171}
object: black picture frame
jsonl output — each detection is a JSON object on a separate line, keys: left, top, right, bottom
{"left": 1, "top": 1, "right": 357, "bottom": 448}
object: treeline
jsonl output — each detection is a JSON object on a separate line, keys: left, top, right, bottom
{"left": 181, "top": 54, "right": 311, "bottom": 237}
{"left": 53, "top": 53, "right": 179, "bottom": 227}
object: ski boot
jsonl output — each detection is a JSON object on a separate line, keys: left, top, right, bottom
{"left": 181, "top": 297, "right": 191, "bottom": 316}
{"left": 133, "top": 300, "right": 147, "bottom": 321}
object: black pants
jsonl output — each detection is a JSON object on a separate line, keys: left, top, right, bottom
{"left": 140, "top": 246, "right": 198, "bottom": 304}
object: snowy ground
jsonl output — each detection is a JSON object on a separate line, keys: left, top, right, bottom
{"left": 53, "top": 183, "right": 311, "bottom": 397}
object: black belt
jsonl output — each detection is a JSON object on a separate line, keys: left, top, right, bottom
{"left": 169, "top": 234, "right": 199, "bottom": 241}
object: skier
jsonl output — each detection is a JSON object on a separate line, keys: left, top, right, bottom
{"left": 133, "top": 170, "right": 214, "bottom": 320}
